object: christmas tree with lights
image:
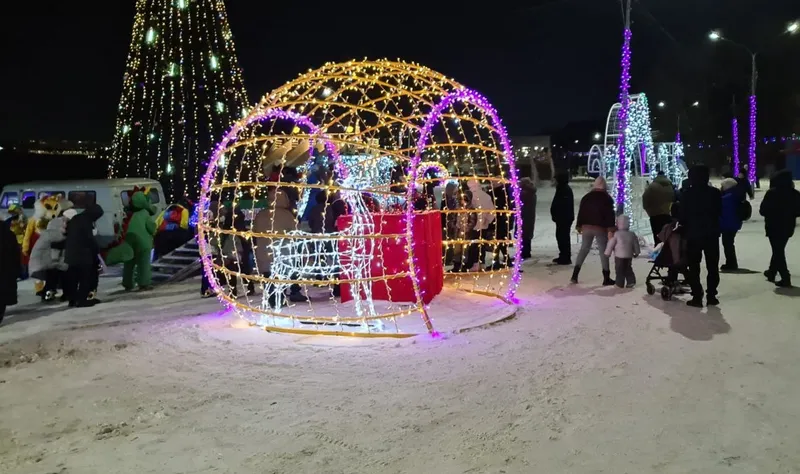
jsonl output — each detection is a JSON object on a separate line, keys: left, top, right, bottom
{"left": 110, "top": 0, "right": 249, "bottom": 200}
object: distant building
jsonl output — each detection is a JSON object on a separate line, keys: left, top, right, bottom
{"left": 1, "top": 139, "right": 111, "bottom": 160}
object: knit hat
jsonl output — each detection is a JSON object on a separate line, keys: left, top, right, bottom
{"left": 593, "top": 176, "right": 607, "bottom": 191}
{"left": 720, "top": 178, "right": 738, "bottom": 192}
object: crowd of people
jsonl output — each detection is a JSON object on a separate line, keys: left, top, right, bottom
{"left": 1, "top": 163, "right": 797, "bottom": 323}
{"left": 1, "top": 197, "right": 105, "bottom": 322}
{"left": 549, "top": 166, "right": 800, "bottom": 307}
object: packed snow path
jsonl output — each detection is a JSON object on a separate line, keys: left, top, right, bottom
{"left": 1, "top": 181, "right": 798, "bottom": 473}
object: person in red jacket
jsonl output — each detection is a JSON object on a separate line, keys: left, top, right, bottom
{"left": 572, "top": 177, "right": 616, "bottom": 285}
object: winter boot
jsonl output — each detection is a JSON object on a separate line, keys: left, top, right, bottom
{"left": 570, "top": 265, "right": 581, "bottom": 284}
{"left": 602, "top": 270, "right": 615, "bottom": 286}
{"left": 775, "top": 275, "right": 792, "bottom": 288}
{"left": 764, "top": 270, "right": 776, "bottom": 282}
{"left": 706, "top": 295, "right": 720, "bottom": 306}
{"left": 686, "top": 298, "right": 703, "bottom": 308}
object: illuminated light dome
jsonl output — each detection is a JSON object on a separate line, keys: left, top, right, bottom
{"left": 197, "top": 60, "right": 521, "bottom": 337}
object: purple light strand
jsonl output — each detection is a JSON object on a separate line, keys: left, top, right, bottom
{"left": 748, "top": 95, "right": 757, "bottom": 183}
{"left": 409, "top": 88, "right": 524, "bottom": 305}
{"left": 615, "top": 28, "right": 633, "bottom": 209}
{"left": 197, "top": 108, "right": 342, "bottom": 310}
{"left": 732, "top": 117, "right": 740, "bottom": 176}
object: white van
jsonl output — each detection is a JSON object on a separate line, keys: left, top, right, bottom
{"left": 0, "top": 178, "right": 166, "bottom": 247}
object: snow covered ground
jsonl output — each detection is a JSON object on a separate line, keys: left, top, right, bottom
{"left": 1, "top": 181, "right": 799, "bottom": 474}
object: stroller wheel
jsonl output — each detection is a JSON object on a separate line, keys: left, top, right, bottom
{"left": 661, "top": 286, "right": 672, "bottom": 300}
{"left": 646, "top": 283, "right": 656, "bottom": 295}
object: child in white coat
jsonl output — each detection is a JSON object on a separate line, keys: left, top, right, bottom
{"left": 605, "top": 215, "right": 640, "bottom": 288}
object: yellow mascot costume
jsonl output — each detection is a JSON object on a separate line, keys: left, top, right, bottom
{"left": 22, "top": 195, "right": 66, "bottom": 294}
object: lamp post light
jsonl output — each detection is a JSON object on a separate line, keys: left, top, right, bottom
{"left": 709, "top": 24, "right": 797, "bottom": 183}
{"left": 657, "top": 101, "right": 666, "bottom": 108}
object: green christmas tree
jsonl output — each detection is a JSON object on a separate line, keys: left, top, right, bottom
{"left": 110, "top": 0, "right": 249, "bottom": 200}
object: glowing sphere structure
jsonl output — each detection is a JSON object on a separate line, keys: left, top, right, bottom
{"left": 198, "top": 60, "right": 522, "bottom": 337}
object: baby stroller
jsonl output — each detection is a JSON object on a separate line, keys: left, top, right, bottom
{"left": 645, "top": 220, "right": 688, "bottom": 300}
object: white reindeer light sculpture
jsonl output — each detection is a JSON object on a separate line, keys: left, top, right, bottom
{"left": 263, "top": 189, "right": 378, "bottom": 320}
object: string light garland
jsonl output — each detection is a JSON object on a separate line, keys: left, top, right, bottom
{"left": 748, "top": 95, "right": 757, "bottom": 183}
{"left": 732, "top": 117, "right": 740, "bottom": 176}
{"left": 615, "top": 28, "right": 633, "bottom": 217}
{"left": 110, "top": 0, "right": 249, "bottom": 201}
{"left": 197, "top": 60, "right": 521, "bottom": 337}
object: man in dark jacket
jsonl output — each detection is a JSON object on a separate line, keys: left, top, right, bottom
{"left": 550, "top": 171, "right": 574, "bottom": 265}
{"left": 678, "top": 166, "right": 722, "bottom": 307}
{"left": 65, "top": 204, "right": 104, "bottom": 308}
{"left": 642, "top": 173, "right": 675, "bottom": 245}
{"left": 572, "top": 177, "right": 616, "bottom": 285}
{"left": 760, "top": 169, "right": 800, "bottom": 287}
{"left": 519, "top": 178, "right": 537, "bottom": 260}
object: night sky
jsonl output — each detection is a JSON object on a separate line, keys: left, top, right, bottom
{"left": 1, "top": 0, "right": 798, "bottom": 142}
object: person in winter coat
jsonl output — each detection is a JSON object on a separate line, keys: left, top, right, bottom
{"left": 0, "top": 219, "right": 21, "bottom": 323}
{"left": 324, "top": 191, "right": 348, "bottom": 234}
{"left": 231, "top": 209, "right": 256, "bottom": 296}
{"left": 489, "top": 182, "right": 510, "bottom": 269}
{"left": 466, "top": 180, "right": 495, "bottom": 270}
{"left": 153, "top": 202, "right": 193, "bottom": 259}
{"left": 28, "top": 218, "right": 69, "bottom": 302}
{"left": 642, "top": 173, "right": 675, "bottom": 245}
{"left": 64, "top": 204, "right": 104, "bottom": 308}
{"left": 5, "top": 204, "right": 27, "bottom": 280}
{"left": 519, "top": 177, "right": 537, "bottom": 260}
{"left": 201, "top": 199, "right": 222, "bottom": 297}
{"left": 308, "top": 191, "right": 327, "bottom": 234}
{"left": 719, "top": 178, "right": 744, "bottom": 271}
{"left": 759, "top": 169, "right": 800, "bottom": 287}
{"left": 441, "top": 182, "right": 463, "bottom": 270}
{"left": 253, "top": 188, "right": 306, "bottom": 303}
{"left": 605, "top": 215, "right": 640, "bottom": 288}
{"left": 735, "top": 172, "right": 754, "bottom": 201}
{"left": 550, "top": 171, "right": 574, "bottom": 265}
{"left": 572, "top": 177, "right": 616, "bottom": 285}
{"left": 678, "top": 165, "right": 722, "bottom": 307}
{"left": 461, "top": 190, "right": 482, "bottom": 271}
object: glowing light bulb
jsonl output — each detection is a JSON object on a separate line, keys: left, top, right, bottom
{"left": 146, "top": 28, "right": 156, "bottom": 44}
{"left": 122, "top": 125, "right": 131, "bottom": 134}
{"left": 216, "top": 102, "right": 225, "bottom": 113}
{"left": 210, "top": 55, "right": 219, "bottom": 70}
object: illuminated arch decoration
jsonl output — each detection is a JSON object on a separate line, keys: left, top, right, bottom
{"left": 587, "top": 144, "right": 604, "bottom": 176}
{"left": 657, "top": 142, "right": 686, "bottom": 185}
{"left": 416, "top": 161, "right": 450, "bottom": 184}
{"left": 198, "top": 60, "right": 520, "bottom": 337}
{"left": 409, "top": 88, "right": 523, "bottom": 300}
{"left": 602, "top": 93, "right": 653, "bottom": 228}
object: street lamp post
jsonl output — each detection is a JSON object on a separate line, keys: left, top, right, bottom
{"left": 709, "top": 22, "right": 798, "bottom": 184}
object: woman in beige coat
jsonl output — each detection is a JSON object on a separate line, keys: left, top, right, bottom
{"left": 252, "top": 189, "right": 307, "bottom": 303}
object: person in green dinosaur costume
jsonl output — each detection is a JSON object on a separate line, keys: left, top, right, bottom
{"left": 106, "top": 187, "right": 157, "bottom": 291}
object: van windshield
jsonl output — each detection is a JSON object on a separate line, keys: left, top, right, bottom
{"left": 0, "top": 192, "right": 19, "bottom": 209}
